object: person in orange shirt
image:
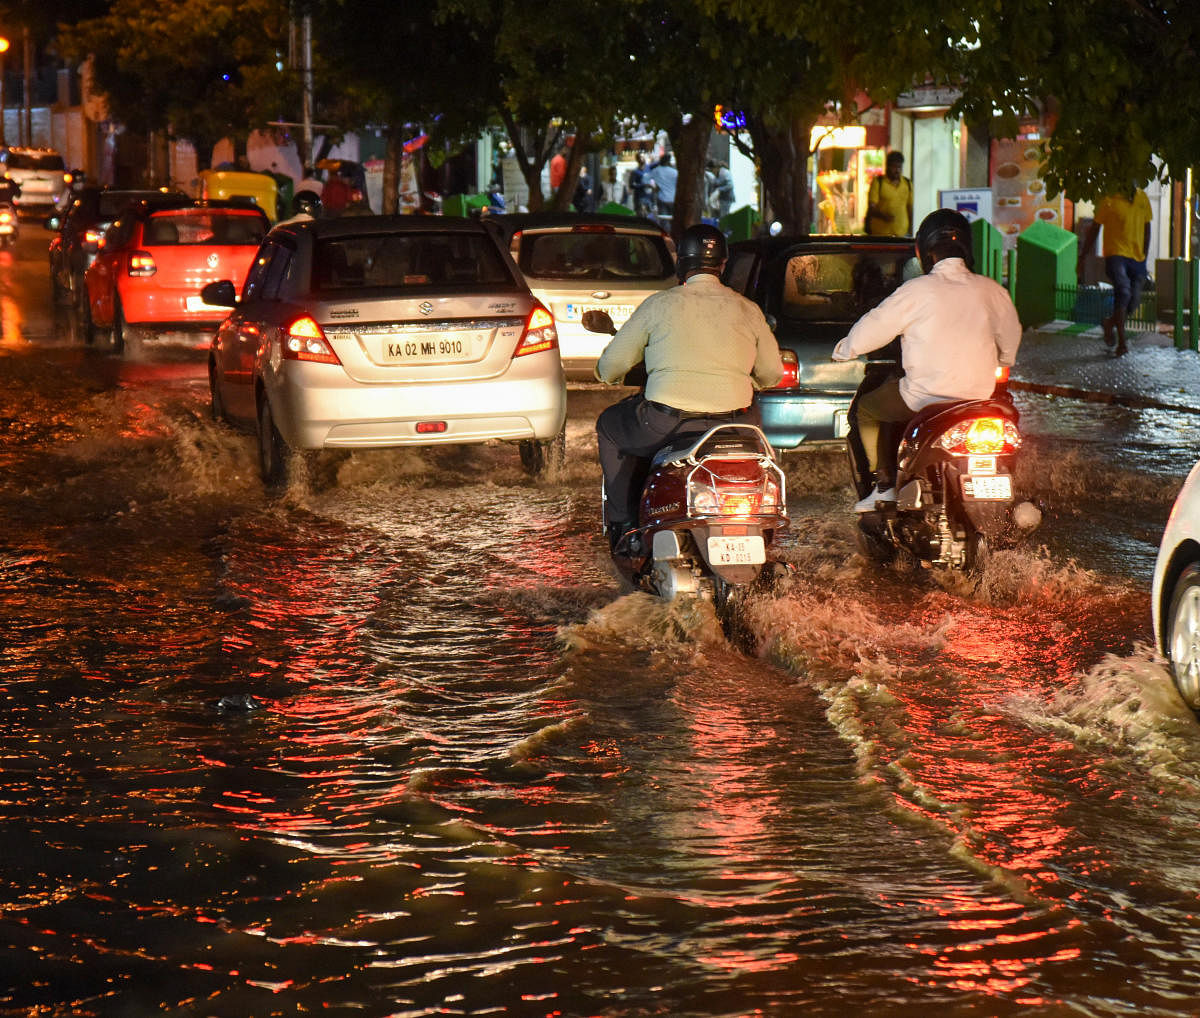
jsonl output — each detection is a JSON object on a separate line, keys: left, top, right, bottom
{"left": 1078, "top": 187, "right": 1152, "bottom": 357}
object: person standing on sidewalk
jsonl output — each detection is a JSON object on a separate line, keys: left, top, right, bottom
{"left": 864, "top": 152, "right": 913, "bottom": 236}
{"left": 1077, "top": 187, "right": 1153, "bottom": 357}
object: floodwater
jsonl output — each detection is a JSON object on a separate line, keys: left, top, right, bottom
{"left": 2, "top": 233, "right": 1200, "bottom": 1016}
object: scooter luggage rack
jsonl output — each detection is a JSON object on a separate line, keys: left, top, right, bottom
{"left": 651, "top": 423, "right": 777, "bottom": 468}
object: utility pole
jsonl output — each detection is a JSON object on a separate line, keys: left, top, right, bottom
{"left": 301, "top": 11, "right": 313, "bottom": 171}
{"left": 21, "top": 27, "right": 30, "bottom": 146}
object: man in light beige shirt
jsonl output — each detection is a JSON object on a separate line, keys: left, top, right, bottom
{"left": 590, "top": 224, "right": 783, "bottom": 547}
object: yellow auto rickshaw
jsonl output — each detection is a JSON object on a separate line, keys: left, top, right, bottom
{"left": 199, "top": 169, "right": 280, "bottom": 222}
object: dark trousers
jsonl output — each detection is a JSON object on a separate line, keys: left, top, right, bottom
{"left": 596, "top": 395, "right": 759, "bottom": 524}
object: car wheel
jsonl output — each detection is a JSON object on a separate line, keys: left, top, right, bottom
{"left": 112, "top": 301, "right": 126, "bottom": 354}
{"left": 257, "top": 395, "right": 292, "bottom": 489}
{"left": 209, "top": 359, "right": 227, "bottom": 423}
{"left": 518, "top": 426, "right": 566, "bottom": 477}
{"left": 1167, "top": 564, "right": 1200, "bottom": 709}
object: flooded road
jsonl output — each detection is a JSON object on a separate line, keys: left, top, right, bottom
{"left": 2, "top": 230, "right": 1200, "bottom": 1016}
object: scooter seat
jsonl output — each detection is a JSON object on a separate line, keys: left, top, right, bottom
{"left": 650, "top": 423, "right": 773, "bottom": 467}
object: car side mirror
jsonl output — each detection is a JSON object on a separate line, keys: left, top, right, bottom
{"left": 44, "top": 215, "right": 60, "bottom": 231}
{"left": 581, "top": 309, "right": 617, "bottom": 335}
{"left": 200, "top": 280, "right": 238, "bottom": 308}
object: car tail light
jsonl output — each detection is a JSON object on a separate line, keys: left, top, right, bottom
{"left": 936, "top": 416, "right": 1021, "bottom": 455}
{"left": 282, "top": 315, "right": 341, "bottom": 365}
{"left": 514, "top": 305, "right": 558, "bottom": 358}
{"left": 995, "top": 364, "right": 1010, "bottom": 384}
{"left": 0, "top": 209, "right": 13, "bottom": 226}
{"left": 771, "top": 349, "right": 799, "bottom": 388}
{"left": 83, "top": 228, "right": 104, "bottom": 247}
{"left": 571, "top": 224, "right": 615, "bottom": 234}
{"left": 128, "top": 251, "right": 156, "bottom": 277}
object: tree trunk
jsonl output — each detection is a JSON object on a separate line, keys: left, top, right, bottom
{"left": 748, "top": 112, "right": 816, "bottom": 235}
{"left": 666, "top": 115, "right": 713, "bottom": 241}
{"left": 548, "top": 136, "right": 587, "bottom": 212}
{"left": 382, "top": 128, "right": 401, "bottom": 214}
{"left": 500, "top": 111, "right": 559, "bottom": 212}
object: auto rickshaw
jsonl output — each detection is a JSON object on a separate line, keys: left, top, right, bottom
{"left": 199, "top": 169, "right": 280, "bottom": 222}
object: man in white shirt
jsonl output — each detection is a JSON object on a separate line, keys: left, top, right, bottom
{"left": 833, "top": 209, "right": 1023, "bottom": 512}
{"left": 588, "top": 223, "right": 783, "bottom": 548}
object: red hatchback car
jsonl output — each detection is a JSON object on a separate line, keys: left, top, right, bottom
{"left": 83, "top": 198, "right": 269, "bottom": 352}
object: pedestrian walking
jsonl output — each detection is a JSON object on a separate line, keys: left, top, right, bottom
{"left": 1077, "top": 186, "right": 1153, "bottom": 357}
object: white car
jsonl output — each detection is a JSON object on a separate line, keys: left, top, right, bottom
{"left": 1, "top": 147, "right": 71, "bottom": 216}
{"left": 205, "top": 215, "right": 567, "bottom": 487}
{"left": 1151, "top": 458, "right": 1200, "bottom": 708}
{"left": 490, "top": 213, "right": 675, "bottom": 380}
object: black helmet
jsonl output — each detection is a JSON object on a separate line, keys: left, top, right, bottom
{"left": 292, "top": 189, "right": 322, "bottom": 218}
{"left": 915, "top": 208, "right": 974, "bottom": 273}
{"left": 675, "top": 223, "right": 727, "bottom": 281}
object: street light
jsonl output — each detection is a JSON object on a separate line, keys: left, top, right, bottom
{"left": 0, "top": 37, "right": 9, "bottom": 148}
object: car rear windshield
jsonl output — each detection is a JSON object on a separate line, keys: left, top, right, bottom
{"left": 143, "top": 210, "right": 267, "bottom": 246}
{"left": 7, "top": 152, "right": 64, "bottom": 171}
{"left": 313, "top": 233, "right": 515, "bottom": 291}
{"left": 518, "top": 230, "right": 672, "bottom": 282}
{"left": 782, "top": 250, "right": 922, "bottom": 321}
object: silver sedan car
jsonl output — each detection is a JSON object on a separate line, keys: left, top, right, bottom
{"left": 1152, "top": 458, "right": 1200, "bottom": 710}
{"left": 205, "top": 216, "right": 567, "bottom": 487}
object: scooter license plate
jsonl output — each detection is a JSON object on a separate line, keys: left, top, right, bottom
{"left": 965, "top": 474, "right": 1012, "bottom": 500}
{"left": 707, "top": 534, "right": 765, "bottom": 566}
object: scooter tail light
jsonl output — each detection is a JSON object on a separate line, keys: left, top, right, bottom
{"left": 936, "top": 416, "right": 1021, "bottom": 455}
{"left": 514, "top": 304, "right": 558, "bottom": 358}
{"left": 127, "top": 250, "right": 156, "bottom": 276}
{"left": 283, "top": 315, "right": 341, "bottom": 364}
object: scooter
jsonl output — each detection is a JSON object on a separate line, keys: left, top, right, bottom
{"left": 606, "top": 422, "right": 789, "bottom": 602}
{"left": 847, "top": 352, "right": 1040, "bottom": 571}
{"left": 0, "top": 202, "right": 19, "bottom": 249}
{"left": 583, "top": 311, "right": 790, "bottom": 603}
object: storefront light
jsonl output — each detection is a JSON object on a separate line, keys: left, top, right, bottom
{"left": 810, "top": 126, "right": 867, "bottom": 151}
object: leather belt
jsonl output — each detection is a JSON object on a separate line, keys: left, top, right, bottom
{"left": 647, "top": 400, "right": 749, "bottom": 420}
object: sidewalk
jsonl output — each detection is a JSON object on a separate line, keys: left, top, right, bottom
{"left": 1011, "top": 322, "right": 1200, "bottom": 414}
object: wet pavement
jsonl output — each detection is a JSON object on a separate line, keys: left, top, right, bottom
{"left": 1013, "top": 322, "right": 1200, "bottom": 414}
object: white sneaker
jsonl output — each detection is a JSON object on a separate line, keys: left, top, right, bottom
{"left": 853, "top": 485, "right": 897, "bottom": 513}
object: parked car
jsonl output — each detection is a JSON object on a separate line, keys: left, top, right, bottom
{"left": 46, "top": 186, "right": 184, "bottom": 308}
{"left": 1152, "top": 460, "right": 1200, "bottom": 710}
{"left": 488, "top": 212, "right": 675, "bottom": 380}
{"left": 722, "top": 234, "right": 921, "bottom": 451}
{"left": 204, "top": 215, "right": 568, "bottom": 487}
{"left": 0, "top": 146, "right": 72, "bottom": 217}
{"left": 82, "top": 197, "right": 270, "bottom": 352}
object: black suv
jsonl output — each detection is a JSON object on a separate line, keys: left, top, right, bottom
{"left": 46, "top": 187, "right": 183, "bottom": 307}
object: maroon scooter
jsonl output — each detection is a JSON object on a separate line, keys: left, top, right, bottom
{"left": 605, "top": 421, "right": 790, "bottom": 602}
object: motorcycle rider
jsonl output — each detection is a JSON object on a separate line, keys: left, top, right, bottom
{"left": 589, "top": 223, "right": 783, "bottom": 549}
{"left": 833, "top": 208, "right": 1022, "bottom": 512}
{"left": 277, "top": 189, "right": 322, "bottom": 225}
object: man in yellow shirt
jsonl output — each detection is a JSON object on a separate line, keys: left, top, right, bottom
{"left": 1078, "top": 187, "right": 1152, "bottom": 357}
{"left": 864, "top": 152, "right": 913, "bottom": 236}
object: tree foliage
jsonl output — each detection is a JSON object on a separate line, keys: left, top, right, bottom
{"left": 60, "top": 0, "right": 293, "bottom": 168}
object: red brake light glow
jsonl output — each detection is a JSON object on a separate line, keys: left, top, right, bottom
{"left": 936, "top": 416, "right": 1021, "bottom": 455}
{"left": 283, "top": 316, "right": 341, "bottom": 364}
{"left": 773, "top": 349, "right": 799, "bottom": 388}
{"left": 128, "top": 251, "right": 156, "bottom": 276}
{"left": 514, "top": 305, "right": 558, "bottom": 358}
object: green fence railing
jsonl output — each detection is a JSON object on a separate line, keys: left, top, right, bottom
{"left": 1053, "top": 284, "right": 1158, "bottom": 333}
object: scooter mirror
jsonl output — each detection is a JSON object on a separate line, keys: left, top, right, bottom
{"left": 581, "top": 309, "right": 617, "bottom": 335}
{"left": 765, "top": 313, "right": 778, "bottom": 333}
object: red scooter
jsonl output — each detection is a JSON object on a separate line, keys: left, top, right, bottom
{"left": 606, "top": 421, "right": 790, "bottom": 602}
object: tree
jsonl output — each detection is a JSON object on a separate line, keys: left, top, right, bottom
{"left": 950, "top": 0, "right": 1200, "bottom": 201}
{"left": 60, "top": 0, "right": 295, "bottom": 173}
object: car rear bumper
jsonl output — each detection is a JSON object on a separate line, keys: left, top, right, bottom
{"left": 266, "top": 361, "right": 568, "bottom": 451}
{"left": 758, "top": 389, "right": 854, "bottom": 450}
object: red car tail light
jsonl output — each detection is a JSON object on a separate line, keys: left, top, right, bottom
{"left": 771, "top": 349, "right": 799, "bottom": 388}
{"left": 283, "top": 315, "right": 341, "bottom": 365}
{"left": 0, "top": 209, "right": 13, "bottom": 226}
{"left": 83, "top": 228, "right": 104, "bottom": 247}
{"left": 514, "top": 305, "right": 558, "bottom": 358}
{"left": 936, "top": 416, "right": 1021, "bottom": 455}
{"left": 128, "top": 251, "right": 156, "bottom": 277}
